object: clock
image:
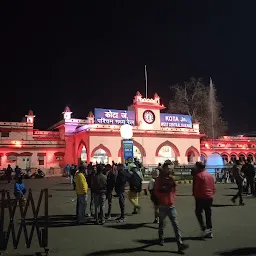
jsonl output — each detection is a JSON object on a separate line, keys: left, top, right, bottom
{"left": 143, "top": 110, "right": 155, "bottom": 124}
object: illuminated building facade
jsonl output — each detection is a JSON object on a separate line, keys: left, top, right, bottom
{"left": 0, "top": 92, "right": 202, "bottom": 170}
{"left": 201, "top": 136, "right": 256, "bottom": 164}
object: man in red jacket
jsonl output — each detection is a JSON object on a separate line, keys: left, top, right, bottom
{"left": 193, "top": 162, "right": 215, "bottom": 238}
{"left": 154, "top": 162, "right": 189, "bottom": 253}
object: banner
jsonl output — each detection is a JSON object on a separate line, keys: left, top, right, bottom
{"left": 94, "top": 108, "right": 135, "bottom": 126}
{"left": 122, "top": 139, "right": 134, "bottom": 161}
{"left": 160, "top": 113, "right": 192, "bottom": 128}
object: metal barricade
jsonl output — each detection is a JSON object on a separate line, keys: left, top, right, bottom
{"left": 0, "top": 188, "right": 49, "bottom": 255}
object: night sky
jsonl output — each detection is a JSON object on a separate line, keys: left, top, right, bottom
{"left": 1, "top": 1, "right": 255, "bottom": 134}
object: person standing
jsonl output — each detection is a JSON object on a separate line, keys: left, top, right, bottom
{"left": 74, "top": 165, "right": 88, "bottom": 224}
{"left": 70, "top": 164, "right": 77, "bottom": 190}
{"left": 154, "top": 162, "right": 189, "bottom": 254}
{"left": 242, "top": 160, "right": 255, "bottom": 195}
{"left": 65, "top": 164, "right": 70, "bottom": 178}
{"left": 231, "top": 160, "right": 245, "bottom": 205}
{"left": 115, "top": 164, "right": 129, "bottom": 223}
{"left": 105, "top": 165, "right": 116, "bottom": 220}
{"left": 92, "top": 165, "right": 107, "bottom": 225}
{"left": 193, "top": 162, "right": 215, "bottom": 238}
{"left": 6, "top": 164, "right": 13, "bottom": 183}
{"left": 128, "top": 163, "right": 143, "bottom": 214}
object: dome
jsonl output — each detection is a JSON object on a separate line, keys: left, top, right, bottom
{"left": 64, "top": 106, "right": 71, "bottom": 112}
{"left": 206, "top": 153, "right": 224, "bottom": 175}
{"left": 28, "top": 110, "right": 34, "bottom": 116}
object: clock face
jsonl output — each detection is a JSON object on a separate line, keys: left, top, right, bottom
{"left": 143, "top": 110, "right": 155, "bottom": 124}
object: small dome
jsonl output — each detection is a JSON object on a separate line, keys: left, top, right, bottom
{"left": 136, "top": 91, "right": 142, "bottom": 96}
{"left": 88, "top": 111, "right": 94, "bottom": 117}
{"left": 64, "top": 106, "right": 71, "bottom": 112}
{"left": 154, "top": 93, "right": 160, "bottom": 98}
{"left": 28, "top": 110, "right": 34, "bottom": 116}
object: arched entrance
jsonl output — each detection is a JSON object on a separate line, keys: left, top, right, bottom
{"left": 133, "top": 145, "right": 142, "bottom": 162}
{"left": 77, "top": 140, "right": 88, "bottom": 165}
{"left": 155, "top": 141, "right": 180, "bottom": 164}
{"left": 239, "top": 153, "right": 246, "bottom": 163}
{"left": 185, "top": 146, "right": 200, "bottom": 164}
{"left": 81, "top": 146, "right": 87, "bottom": 162}
{"left": 221, "top": 153, "right": 229, "bottom": 164}
{"left": 247, "top": 153, "right": 254, "bottom": 162}
{"left": 230, "top": 153, "right": 237, "bottom": 163}
{"left": 93, "top": 149, "right": 108, "bottom": 164}
{"left": 118, "top": 140, "right": 146, "bottom": 163}
{"left": 91, "top": 144, "right": 112, "bottom": 164}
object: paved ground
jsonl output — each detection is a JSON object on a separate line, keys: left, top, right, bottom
{"left": 1, "top": 177, "right": 256, "bottom": 256}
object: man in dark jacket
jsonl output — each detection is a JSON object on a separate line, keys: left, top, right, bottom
{"left": 242, "top": 160, "right": 255, "bottom": 195}
{"left": 5, "top": 164, "right": 13, "bottom": 183}
{"left": 105, "top": 165, "right": 116, "bottom": 219}
{"left": 91, "top": 165, "right": 107, "bottom": 225}
{"left": 231, "top": 160, "right": 245, "bottom": 205}
{"left": 115, "top": 164, "right": 129, "bottom": 222}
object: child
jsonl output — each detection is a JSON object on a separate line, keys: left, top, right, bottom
{"left": 14, "top": 177, "right": 26, "bottom": 206}
{"left": 148, "top": 168, "right": 160, "bottom": 223}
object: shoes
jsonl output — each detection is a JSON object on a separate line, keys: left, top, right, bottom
{"left": 231, "top": 198, "right": 236, "bottom": 204}
{"left": 153, "top": 218, "right": 159, "bottom": 224}
{"left": 239, "top": 202, "right": 245, "bottom": 206}
{"left": 158, "top": 238, "right": 164, "bottom": 246}
{"left": 105, "top": 214, "right": 111, "bottom": 220}
{"left": 204, "top": 229, "right": 213, "bottom": 239}
{"left": 178, "top": 243, "right": 189, "bottom": 253}
{"left": 116, "top": 217, "right": 125, "bottom": 223}
{"left": 132, "top": 211, "right": 138, "bottom": 214}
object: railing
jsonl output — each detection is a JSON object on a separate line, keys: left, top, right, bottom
{"left": 143, "top": 165, "right": 237, "bottom": 182}
{"left": 0, "top": 189, "right": 49, "bottom": 255}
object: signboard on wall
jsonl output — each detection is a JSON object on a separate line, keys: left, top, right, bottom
{"left": 94, "top": 108, "right": 136, "bottom": 126}
{"left": 160, "top": 113, "right": 192, "bottom": 128}
{"left": 122, "top": 139, "right": 134, "bottom": 160}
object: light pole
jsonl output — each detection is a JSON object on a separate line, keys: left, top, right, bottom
{"left": 120, "top": 124, "right": 133, "bottom": 164}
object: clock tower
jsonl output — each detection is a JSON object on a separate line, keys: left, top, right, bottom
{"left": 128, "top": 91, "right": 165, "bottom": 130}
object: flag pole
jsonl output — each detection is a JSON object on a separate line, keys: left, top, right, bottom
{"left": 145, "top": 65, "right": 148, "bottom": 98}
{"left": 210, "top": 77, "right": 215, "bottom": 150}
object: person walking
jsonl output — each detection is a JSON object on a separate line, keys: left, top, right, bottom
{"left": 231, "top": 160, "right": 245, "bottom": 205}
{"left": 148, "top": 168, "right": 160, "bottom": 223}
{"left": 128, "top": 163, "right": 143, "bottom": 214}
{"left": 65, "top": 164, "right": 70, "bottom": 179}
{"left": 92, "top": 165, "right": 107, "bottom": 225}
{"left": 74, "top": 165, "right": 88, "bottom": 224}
{"left": 154, "top": 162, "right": 189, "bottom": 254}
{"left": 115, "top": 164, "right": 129, "bottom": 223}
{"left": 105, "top": 165, "right": 116, "bottom": 220}
{"left": 193, "top": 162, "right": 215, "bottom": 238}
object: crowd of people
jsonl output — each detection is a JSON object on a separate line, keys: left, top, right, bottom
{"left": 65, "top": 160, "right": 218, "bottom": 254}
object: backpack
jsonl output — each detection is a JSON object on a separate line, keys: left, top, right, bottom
{"left": 130, "top": 172, "right": 142, "bottom": 192}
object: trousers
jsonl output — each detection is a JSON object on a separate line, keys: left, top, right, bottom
{"left": 195, "top": 198, "right": 213, "bottom": 231}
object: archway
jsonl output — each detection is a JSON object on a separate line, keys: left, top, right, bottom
{"left": 77, "top": 140, "right": 88, "bottom": 165}
{"left": 133, "top": 145, "right": 142, "bottom": 162}
{"left": 155, "top": 141, "right": 180, "bottom": 164}
{"left": 185, "top": 146, "right": 200, "bottom": 164}
{"left": 200, "top": 153, "right": 207, "bottom": 163}
{"left": 118, "top": 140, "right": 146, "bottom": 163}
{"left": 91, "top": 144, "right": 111, "bottom": 164}
{"left": 221, "top": 153, "right": 229, "bottom": 164}
{"left": 247, "top": 153, "right": 254, "bottom": 162}
{"left": 239, "top": 153, "right": 246, "bottom": 163}
{"left": 230, "top": 153, "right": 237, "bottom": 163}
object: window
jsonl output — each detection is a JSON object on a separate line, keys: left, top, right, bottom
{"left": 1, "top": 132, "right": 9, "bottom": 137}
{"left": 56, "top": 157, "right": 63, "bottom": 161}
{"left": 7, "top": 155, "right": 17, "bottom": 161}
{"left": 39, "top": 160, "right": 44, "bottom": 165}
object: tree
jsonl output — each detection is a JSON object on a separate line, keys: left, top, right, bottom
{"left": 168, "top": 77, "right": 227, "bottom": 138}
